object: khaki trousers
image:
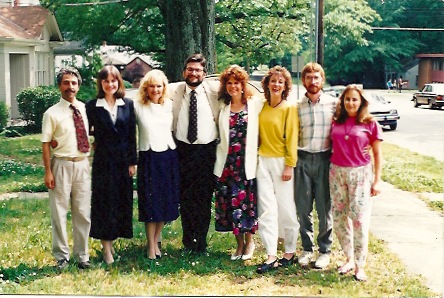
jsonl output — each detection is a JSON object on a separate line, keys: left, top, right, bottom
{"left": 257, "top": 156, "right": 299, "bottom": 256}
{"left": 49, "top": 157, "right": 91, "bottom": 262}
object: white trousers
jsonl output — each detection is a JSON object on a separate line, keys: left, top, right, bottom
{"left": 49, "top": 157, "right": 91, "bottom": 262}
{"left": 257, "top": 156, "right": 299, "bottom": 256}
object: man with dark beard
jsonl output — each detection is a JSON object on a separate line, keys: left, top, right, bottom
{"left": 294, "top": 62, "right": 337, "bottom": 269}
{"left": 171, "top": 53, "right": 220, "bottom": 254}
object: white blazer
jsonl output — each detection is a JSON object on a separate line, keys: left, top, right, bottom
{"left": 213, "top": 96, "right": 264, "bottom": 180}
{"left": 134, "top": 99, "right": 176, "bottom": 152}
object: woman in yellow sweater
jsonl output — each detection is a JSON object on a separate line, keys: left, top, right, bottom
{"left": 256, "top": 66, "right": 299, "bottom": 273}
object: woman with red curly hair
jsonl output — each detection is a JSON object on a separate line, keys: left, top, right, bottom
{"left": 213, "top": 65, "right": 264, "bottom": 261}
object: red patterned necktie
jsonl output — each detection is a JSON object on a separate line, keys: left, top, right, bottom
{"left": 70, "top": 104, "right": 90, "bottom": 153}
{"left": 187, "top": 90, "right": 198, "bottom": 143}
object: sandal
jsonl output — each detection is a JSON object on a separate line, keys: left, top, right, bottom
{"left": 338, "top": 262, "right": 354, "bottom": 275}
{"left": 256, "top": 259, "right": 278, "bottom": 274}
{"left": 354, "top": 269, "right": 368, "bottom": 282}
{"left": 278, "top": 255, "right": 295, "bottom": 267}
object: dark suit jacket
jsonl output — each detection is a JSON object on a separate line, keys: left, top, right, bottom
{"left": 85, "top": 97, "right": 137, "bottom": 165}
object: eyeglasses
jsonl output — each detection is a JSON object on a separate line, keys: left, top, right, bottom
{"left": 186, "top": 67, "right": 204, "bottom": 73}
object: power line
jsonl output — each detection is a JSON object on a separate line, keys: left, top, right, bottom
{"left": 371, "top": 27, "right": 444, "bottom": 31}
{"left": 65, "top": 0, "right": 129, "bottom": 6}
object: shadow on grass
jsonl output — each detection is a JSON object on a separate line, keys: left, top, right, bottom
{"left": 85, "top": 241, "right": 350, "bottom": 289}
{"left": 0, "top": 262, "right": 76, "bottom": 285}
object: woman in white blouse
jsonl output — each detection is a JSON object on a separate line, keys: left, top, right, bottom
{"left": 134, "top": 69, "right": 180, "bottom": 260}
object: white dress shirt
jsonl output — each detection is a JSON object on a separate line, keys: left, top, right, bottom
{"left": 175, "top": 84, "right": 218, "bottom": 144}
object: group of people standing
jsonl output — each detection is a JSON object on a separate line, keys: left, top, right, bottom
{"left": 41, "top": 53, "right": 382, "bottom": 283}
{"left": 386, "top": 77, "right": 405, "bottom": 93}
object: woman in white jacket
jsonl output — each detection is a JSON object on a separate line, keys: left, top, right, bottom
{"left": 134, "top": 70, "right": 180, "bottom": 260}
{"left": 213, "top": 65, "right": 264, "bottom": 261}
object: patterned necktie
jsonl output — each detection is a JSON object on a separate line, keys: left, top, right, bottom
{"left": 70, "top": 104, "right": 90, "bottom": 153}
{"left": 187, "top": 90, "right": 198, "bottom": 143}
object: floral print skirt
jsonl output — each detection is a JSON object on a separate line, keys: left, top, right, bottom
{"left": 214, "top": 109, "right": 258, "bottom": 234}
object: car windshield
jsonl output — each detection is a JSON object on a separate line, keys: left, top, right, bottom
{"left": 368, "top": 93, "right": 388, "bottom": 104}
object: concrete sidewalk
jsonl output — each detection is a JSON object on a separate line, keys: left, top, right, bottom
{"left": 371, "top": 182, "right": 443, "bottom": 296}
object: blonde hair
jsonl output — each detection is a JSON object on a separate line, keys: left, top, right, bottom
{"left": 137, "top": 69, "right": 169, "bottom": 105}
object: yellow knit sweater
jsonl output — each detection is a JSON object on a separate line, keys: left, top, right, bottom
{"left": 258, "top": 101, "right": 298, "bottom": 167}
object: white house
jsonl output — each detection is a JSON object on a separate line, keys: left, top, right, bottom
{"left": 0, "top": 5, "right": 63, "bottom": 118}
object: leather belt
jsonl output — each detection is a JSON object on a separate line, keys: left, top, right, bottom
{"left": 55, "top": 156, "right": 87, "bottom": 162}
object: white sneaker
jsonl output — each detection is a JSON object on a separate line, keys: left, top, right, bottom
{"left": 298, "top": 251, "right": 313, "bottom": 267}
{"left": 314, "top": 253, "right": 330, "bottom": 269}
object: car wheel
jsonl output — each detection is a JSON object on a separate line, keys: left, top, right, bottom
{"left": 413, "top": 98, "right": 419, "bottom": 107}
{"left": 428, "top": 99, "right": 434, "bottom": 109}
{"left": 389, "top": 123, "right": 397, "bottom": 130}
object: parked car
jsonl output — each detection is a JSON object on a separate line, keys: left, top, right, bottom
{"left": 323, "top": 85, "right": 346, "bottom": 98}
{"left": 412, "top": 83, "right": 444, "bottom": 109}
{"left": 368, "top": 93, "right": 400, "bottom": 130}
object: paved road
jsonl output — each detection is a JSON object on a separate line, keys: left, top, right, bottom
{"left": 376, "top": 90, "right": 444, "bottom": 161}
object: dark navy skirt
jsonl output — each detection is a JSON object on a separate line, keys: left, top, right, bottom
{"left": 137, "top": 149, "right": 180, "bottom": 222}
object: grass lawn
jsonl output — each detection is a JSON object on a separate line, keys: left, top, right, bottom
{"left": 0, "top": 134, "right": 442, "bottom": 296}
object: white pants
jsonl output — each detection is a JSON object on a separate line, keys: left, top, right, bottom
{"left": 257, "top": 156, "right": 299, "bottom": 256}
{"left": 49, "top": 157, "right": 91, "bottom": 262}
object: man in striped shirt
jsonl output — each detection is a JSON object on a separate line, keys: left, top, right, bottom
{"left": 294, "top": 62, "right": 338, "bottom": 269}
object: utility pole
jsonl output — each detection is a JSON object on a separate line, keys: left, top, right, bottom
{"left": 317, "top": 0, "right": 324, "bottom": 66}
{"left": 315, "top": 0, "right": 324, "bottom": 66}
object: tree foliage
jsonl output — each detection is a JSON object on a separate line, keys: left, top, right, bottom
{"left": 323, "top": 0, "right": 444, "bottom": 86}
{"left": 41, "top": 0, "right": 165, "bottom": 59}
{"left": 322, "top": 0, "right": 380, "bottom": 84}
{"left": 215, "top": 0, "right": 308, "bottom": 73}
{"left": 41, "top": 0, "right": 443, "bottom": 87}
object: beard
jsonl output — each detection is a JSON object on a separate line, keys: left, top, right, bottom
{"left": 185, "top": 77, "right": 203, "bottom": 87}
{"left": 305, "top": 84, "right": 322, "bottom": 94}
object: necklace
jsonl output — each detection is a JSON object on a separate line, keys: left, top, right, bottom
{"left": 344, "top": 120, "right": 353, "bottom": 140}
{"left": 271, "top": 99, "right": 284, "bottom": 108}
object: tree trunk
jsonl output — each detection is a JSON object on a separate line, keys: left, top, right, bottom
{"left": 159, "top": 0, "right": 216, "bottom": 82}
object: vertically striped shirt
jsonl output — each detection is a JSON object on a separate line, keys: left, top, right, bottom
{"left": 297, "top": 93, "right": 338, "bottom": 153}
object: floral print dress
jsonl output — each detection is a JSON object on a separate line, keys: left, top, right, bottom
{"left": 214, "top": 107, "right": 258, "bottom": 235}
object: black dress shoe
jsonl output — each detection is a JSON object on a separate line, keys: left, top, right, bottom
{"left": 278, "top": 255, "right": 295, "bottom": 267}
{"left": 256, "top": 259, "right": 278, "bottom": 274}
{"left": 56, "top": 259, "right": 69, "bottom": 270}
{"left": 78, "top": 261, "right": 91, "bottom": 269}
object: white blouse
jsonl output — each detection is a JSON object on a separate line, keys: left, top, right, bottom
{"left": 134, "top": 98, "right": 176, "bottom": 152}
{"left": 96, "top": 98, "right": 125, "bottom": 124}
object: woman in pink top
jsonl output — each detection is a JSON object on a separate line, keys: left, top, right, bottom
{"left": 329, "top": 84, "right": 383, "bottom": 282}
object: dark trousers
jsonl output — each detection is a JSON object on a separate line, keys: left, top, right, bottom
{"left": 294, "top": 150, "right": 333, "bottom": 254}
{"left": 177, "top": 140, "right": 217, "bottom": 252}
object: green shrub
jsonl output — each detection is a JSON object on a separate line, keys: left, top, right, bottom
{"left": 0, "top": 101, "right": 9, "bottom": 129}
{"left": 16, "top": 86, "right": 60, "bottom": 133}
{"left": 124, "top": 80, "right": 132, "bottom": 89}
{"left": 77, "top": 85, "right": 97, "bottom": 103}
